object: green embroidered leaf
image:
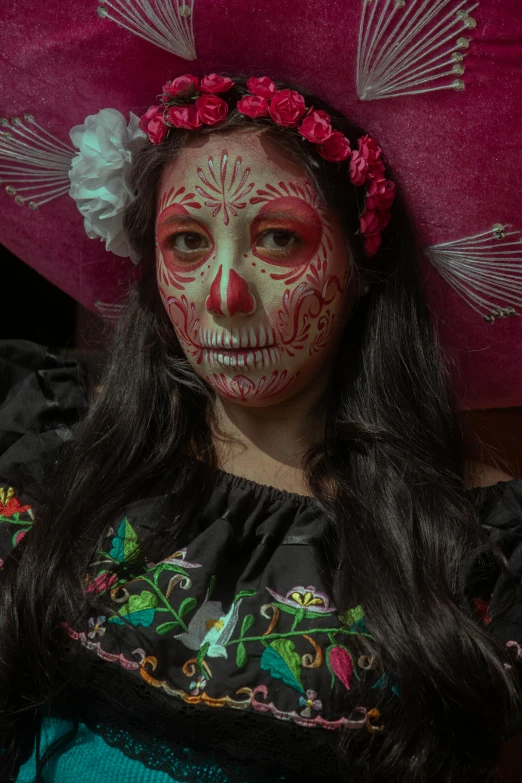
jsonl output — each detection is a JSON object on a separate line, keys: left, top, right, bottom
{"left": 340, "top": 604, "right": 364, "bottom": 627}
{"left": 240, "top": 614, "right": 255, "bottom": 637}
{"left": 117, "top": 590, "right": 157, "bottom": 627}
{"left": 234, "top": 589, "right": 256, "bottom": 603}
{"left": 109, "top": 518, "right": 140, "bottom": 564}
{"left": 294, "top": 607, "right": 306, "bottom": 627}
{"left": 260, "top": 639, "right": 304, "bottom": 694}
{"left": 236, "top": 642, "right": 248, "bottom": 668}
{"left": 156, "top": 621, "right": 180, "bottom": 635}
{"left": 178, "top": 597, "right": 197, "bottom": 618}
{"left": 208, "top": 574, "right": 216, "bottom": 597}
{"left": 196, "top": 642, "right": 210, "bottom": 673}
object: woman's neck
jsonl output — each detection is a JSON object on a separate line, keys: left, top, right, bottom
{"left": 209, "top": 379, "right": 326, "bottom": 496}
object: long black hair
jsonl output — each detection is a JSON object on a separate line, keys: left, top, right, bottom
{"left": 1, "top": 75, "right": 521, "bottom": 783}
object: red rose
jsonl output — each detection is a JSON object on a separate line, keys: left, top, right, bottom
{"left": 139, "top": 105, "right": 161, "bottom": 133}
{"left": 297, "top": 110, "right": 333, "bottom": 143}
{"left": 162, "top": 74, "right": 199, "bottom": 99}
{"left": 199, "top": 74, "right": 234, "bottom": 94}
{"left": 268, "top": 89, "right": 306, "bottom": 127}
{"left": 358, "top": 135, "right": 382, "bottom": 166}
{"left": 237, "top": 95, "right": 269, "bottom": 118}
{"left": 365, "top": 178, "right": 395, "bottom": 211}
{"left": 317, "top": 131, "right": 351, "bottom": 162}
{"left": 148, "top": 116, "right": 168, "bottom": 144}
{"left": 0, "top": 496, "right": 31, "bottom": 517}
{"left": 364, "top": 233, "right": 382, "bottom": 256}
{"left": 349, "top": 150, "right": 368, "bottom": 185}
{"left": 167, "top": 104, "right": 203, "bottom": 130}
{"left": 195, "top": 95, "right": 228, "bottom": 126}
{"left": 246, "top": 76, "right": 276, "bottom": 99}
{"left": 360, "top": 210, "right": 380, "bottom": 235}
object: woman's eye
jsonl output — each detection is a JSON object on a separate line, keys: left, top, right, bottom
{"left": 257, "top": 230, "right": 301, "bottom": 253}
{"left": 170, "top": 232, "right": 209, "bottom": 254}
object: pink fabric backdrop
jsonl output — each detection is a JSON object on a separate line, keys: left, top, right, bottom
{"left": 1, "top": 0, "right": 521, "bottom": 409}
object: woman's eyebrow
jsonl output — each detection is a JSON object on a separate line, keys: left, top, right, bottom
{"left": 158, "top": 213, "right": 203, "bottom": 229}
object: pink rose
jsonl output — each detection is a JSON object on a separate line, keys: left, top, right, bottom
{"left": 246, "top": 76, "right": 277, "bottom": 99}
{"left": 365, "top": 178, "right": 395, "bottom": 211}
{"left": 297, "top": 110, "right": 333, "bottom": 143}
{"left": 358, "top": 135, "right": 382, "bottom": 166}
{"left": 199, "top": 74, "right": 234, "bottom": 94}
{"left": 317, "top": 131, "right": 351, "bottom": 162}
{"left": 195, "top": 94, "right": 228, "bottom": 126}
{"left": 139, "top": 105, "right": 161, "bottom": 133}
{"left": 349, "top": 150, "right": 369, "bottom": 185}
{"left": 268, "top": 89, "right": 306, "bottom": 127}
{"left": 167, "top": 104, "right": 203, "bottom": 130}
{"left": 148, "top": 116, "right": 168, "bottom": 144}
{"left": 237, "top": 95, "right": 269, "bottom": 118}
{"left": 162, "top": 74, "right": 199, "bottom": 99}
{"left": 364, "top": 233, "right": 382, "bottom": 256}
{"left": 360, "top": 210, "right": 380, "bottom": 235}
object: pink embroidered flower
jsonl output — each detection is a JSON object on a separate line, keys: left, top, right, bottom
{"left": 87, "top": 615, "right": 106, "bottom": 639}
{"left": 167, "top": 105, "right": 203, "bottom": 130}
{"left": 246, "top": 76, "right": 277, "bottom": 99}
{"left": 265, "top": 584, "right": 337, "bottom": 614}
{"left": 349, "top": 149, "right": 369, "bottom": 185}
{"left": 365, "top": 178, "right": 396, "bottom": 211}
{"left": 146, "top": 548, "right": 202, "bottom": 570}
{"left": 139, "top": 105, "right": 161, "bottom": 134}
{"left": 299, "top": 689, "right": 322, "bottom": 718}
{"left": 268, "top": 89, "right": 306, "bottom": 128}
{"left": 360, "top": 209, "right": 380, "bottom": 236}
{"left": 237, "top": 95, "right": 269, "bottom": 118}
{"left": 297, "top": 109, "right": 333, "bottom": 144}
{"left": 195, "top": 95, "right": 228, "bottom": 126}
{"left": 14, "top": 529, "right": 28, "bottom": 546}
{"left": 364, "top": 232, "right": 382, "bottom": 257}
{"left": 199, "top": 74, "right": 234, "bottom": 94}
{"left": 317, "top": 131, "right": 351, "bottom": 162}
{"left": 84, "top": 571, "right": 117, "bottom": 595}
{"left": 148, "top": 116, "right": 168, "bottom": 145}
{"left": 162, "top": 74, "right": 200, "bottom": 99}
{"left": 327, "top": 645, "right": 353, "bottom": 690}
{"left": 473, "top": 597, "right": 493, "bottom": 625}
{"left": 0, "top": 495, "right": 31, "bottom": 518}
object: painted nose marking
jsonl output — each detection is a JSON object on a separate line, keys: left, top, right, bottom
{"left": 206, "top": 265, "right": 255, "bottom": 317}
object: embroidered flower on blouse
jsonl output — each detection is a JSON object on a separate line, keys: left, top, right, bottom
{"left": 266, "top": 585, "right": 337, "bottom": 614}
{"left": 87, "top": 616, "right": 107, "bottom": 639}
{"left": 299, "top": 689, "right": 322, "bottom": 718}
{"left": 0, "top": 487, "right": 31, "bottom": 519}
{"left": 146, "top": 548, "right": 202, "bottom": 570}
{"left": 189, "top": 675, "right": 208, "bottom": 695}
{"left": 175, "top": 598, "right": 243, "bottom": 658}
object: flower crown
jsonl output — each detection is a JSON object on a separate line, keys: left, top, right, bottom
{"left": 138, "top": 74, "right": 396, "bottom": 257}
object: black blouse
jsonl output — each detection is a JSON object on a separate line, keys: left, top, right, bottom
{"left": 1, "top": 340, "right": 522, "bottom": 783}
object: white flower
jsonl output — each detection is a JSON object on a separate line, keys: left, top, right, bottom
{"left": 68, "top": 108, "right": 146, "bottom": 261}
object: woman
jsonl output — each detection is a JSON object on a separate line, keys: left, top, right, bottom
{"left": 1, "top": 75, "right": 522, "bottom": 783}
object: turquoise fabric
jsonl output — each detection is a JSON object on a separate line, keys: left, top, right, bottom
{"left": 16, "top": 717, "right": 184, "bottom": 783}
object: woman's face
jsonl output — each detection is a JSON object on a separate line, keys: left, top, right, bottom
{"left": 155, "top": 127, "right": 352, "bottom": 406}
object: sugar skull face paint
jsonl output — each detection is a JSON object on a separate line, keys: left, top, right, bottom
{"left": 155, "top": 128, "right": 352, "bottom": 406}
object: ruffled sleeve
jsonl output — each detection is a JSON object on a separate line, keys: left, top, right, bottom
{"left": 0, "top": 339, "right": 88, "bottom": 565}
{"left": 466, "top": 479, "right": 522, "bottom": 651}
